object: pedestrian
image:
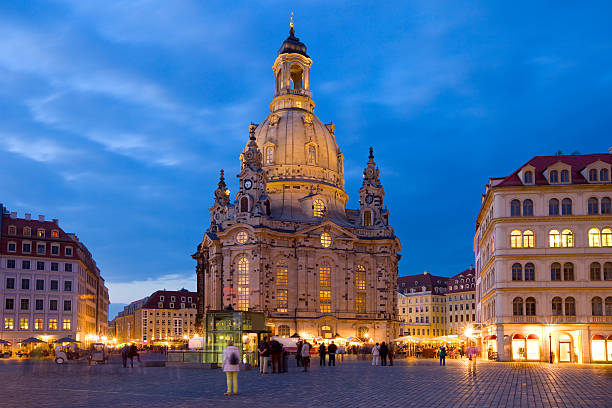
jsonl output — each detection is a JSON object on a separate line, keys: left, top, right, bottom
{"left": 439, "top": 345, "right": 446, "bottom": 366}
{"left": 222, "top": 339, "right": 240, "bottom": 396}
{"left": 269, "top": 337, "right": 283, "bottom": 373}
{"left": 466, "top": 343, "right": 477, "bottom": 375}
{"left": 258, "top": 337, "right": 270, "bottom": 374}
{"left": 282, "top": 345, "right": 289, "bottom": 373}
{"left": 319, "top": 343, "right": 327, "bottom": 366}
{"left": 372, "top": 343, "right": 380, "bottom": 366}
{"left": 388, "top": 342, "right": 394, "bottom": 366}
{"left": 296, "top": 340, "right": 303, "bottom": 367}
{"left": 379, "top": 342, "right": 388, "bottom": 366}
{"left": 328, "top": 341, "right": 337, "bottom": 366}
{"left": 301, "top": 341, "right": 311, "bottom": 372}
{"left": 128, "top": 343, "right": 140, "bottom": 367}
{"left": 121, "top": 344, "right": 128, "bottom": 368}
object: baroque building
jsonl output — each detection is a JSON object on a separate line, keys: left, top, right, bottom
{"left": 397, "top": 272, "right": 448, "bottom": 338}
{"left": 193, "top": 22, "right": 401, "bottom": 342}
{"left": 475, "top": 151, "right": 612, "bottom": 363}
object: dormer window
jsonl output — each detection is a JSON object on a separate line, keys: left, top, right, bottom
{"left": 601, "top": 169, "right": 609, "bottom": 182}
{"left": 589, "top": 169, "right": 598, "bottom": 182}
{"left": 560, "top": 170, "right": 569, "bottom": 183}
{"left": 160, "top": 296, "right": 165, "bottom": 301}
{"left": 8, "top": 226, "right": 16, "bottom": 235}
{"left": 550, "top": 170, "right": 559, "bottom": 183}
{"left": 524, "top": 171, "right": 533, "bottom": 184}
{"left": 37, "top": 229, "right": 45, "bottom": 238}
{"left": 51, "top": 230, "right": 59, "bottom": 238}
{"left": 24, "top": 227, "right": 31, "bottom": 236}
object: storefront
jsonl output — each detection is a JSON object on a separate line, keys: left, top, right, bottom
{"left": 483, "top": 334, "right": 497, "bottom": 359}
{"left": 591, "top": 334, "right": 612, "bottom": 362}
{"left": 511, "top": 333, "right": 540, "bottom": 361}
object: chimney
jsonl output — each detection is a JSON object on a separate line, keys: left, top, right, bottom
{"left": 25, "top": 213, "right": 31, "bottom": 220}
{"left": 38, "top": 215, "right": 45, "bottom": 222}
{"left": 52, "top": 218, "right": 58, "bottom": 225}
{"left": 10, "top": 212, "right": 17, "bottom": 219}
{"left": 424, "top": 270, "right": 430, "bottom": 275}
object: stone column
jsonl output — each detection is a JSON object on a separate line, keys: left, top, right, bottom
{"left": 496, "top": 325, "right": 507, "bottom": 361}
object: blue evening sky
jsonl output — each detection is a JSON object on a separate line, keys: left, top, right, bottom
{"left": 1, "top": 1, "right": 610, "bottom": 317}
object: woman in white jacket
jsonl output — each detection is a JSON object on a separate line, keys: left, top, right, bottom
{"left": 222, "top": 340, "right": 240, "bottom": 396}
{"left": 372, "top": 343, "right": 381, "bottom": 366}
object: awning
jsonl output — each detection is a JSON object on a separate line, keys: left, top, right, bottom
{"left": 392, "top": 336, "right": 423, "bottom": 342}
{"left": 527, "top": 334, "right": 538, "bottom": 340}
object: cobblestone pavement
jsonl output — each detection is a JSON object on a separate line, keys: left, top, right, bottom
{"left": 1, "top": 355, "right": 611, "bottom": 408}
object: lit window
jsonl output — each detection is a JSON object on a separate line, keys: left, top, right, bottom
{"left": 49, "top": 319, "right": 57, "bottom": 330}
{"left": 277, "top": 325, "right": 290, "bottom": 337}
{"left": 4, "top": 318, "right": 14, "bottom": 330}
{"left": 34, "top": 318, "right": 43, "bottom": 330}
{"left": 20, "top": 318, "right": 29, "bottom": 330}
{"left": 363, "top": 210, "right": 372, "bottom": 226}
{"left": 589, "top": 228, "right": 601, "bottom": 247}
{"left": 237, "top": 287, "right": 249, "bottom": 311}
{"left": 276, "top": 262, "right": 288, "bottom": 287}
{"left": 355, "top": 265, "right": 366, "bottom": 290}
{"left": 37, "top": 229, "right": 45, "bottom": 238}
{"left": 313, "top": 199, "right": 326, "bottom": 217}
{"left": 510, "top": 230, "right": 522, "bottom": 248}
{"left": 276, "top": 289, "right": 288, "bottom": 312}
{"left": 63, "top": 319, "right": 71, "bottom": 330}
{"left": 265, "top": 147, "right": 274, "bottom": 164}
{"left": 237, "top": 257, "right": 249, "bottom": 311}
{"left": 320, "top": 290, "right": 331, "bottom": 313}
{"left": 320, "top": 232, "right": 332, "bottom": 248}
{"left": 523, "top": 230, "right": 534, "bottom": 248}
{"left": 602, "top": 228, "right": 612, "bottom": 247}
{"left": 561, "top": 229, "right": 574, "bottom": 247}
{"left": 236, "top": 231, "right": 248, "bottom": 244}
{"left": 356, "top": 292, "right": 366, "bottom": 313}
{"left": 51, "top": 230, "right": 59, "bottom": 238}
{"left": 549, "top": 229, "right": 561, "bottom": 248}
{"left": 319, "top": 263, "right": 331, "bottom": 287}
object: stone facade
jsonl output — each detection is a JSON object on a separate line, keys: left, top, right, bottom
{"left": 193, "top": 24, "right": 401, "bottom": 343}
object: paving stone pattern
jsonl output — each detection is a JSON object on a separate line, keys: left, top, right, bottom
{"left": 1, "top": 355, "right": 611, "bottom": 407}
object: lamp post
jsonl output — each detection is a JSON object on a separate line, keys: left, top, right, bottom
{"left": 549, "top": 330, "right": 552, "bottom": 364}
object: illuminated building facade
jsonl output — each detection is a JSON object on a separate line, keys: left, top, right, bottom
{"left": 475, "top": 151, "right": 612, "bottom": 362}
{"left": 397, "top": 272, "right": 448, "bottom": 338}
{"left": 446, "top": 268, "right": 476, "bottom": 336}
{"left": 193, "top": 22, "right": 401, "bottom": 343}
{"left": 0, "top": 206, "right": 109, "bottom": 344}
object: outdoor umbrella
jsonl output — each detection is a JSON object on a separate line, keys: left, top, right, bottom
{"left": 0, "top": 339, "right": 10, "bottom": 344}
{"left": 55, "top": 338, "right": 81, "bottom": 343}
{"left": 290, "top": 333, "right": 300, "bottom": 338}
{"left": 21, "top": 337, "right": 46, "bottom": 344}
{"left": 392, "top": 336, "right": 423, "bottom": 342}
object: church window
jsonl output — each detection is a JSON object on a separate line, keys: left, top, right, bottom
{"left": 277, "top": 325, "right": 290, "bottom": 337}
{"left": 320, "top": 232, "right": 332, "bottom": 248}
{"left": 307, "top": 145, "right": 317, "bottom": 165}
{"left": 356, "top": 292, "right": 366, "bottom": 313}
{"left": 313, "top": 199, "right": 326, "bottom": 217}
{"left": 265, "top": 147, "right": 274, "bottom": 164}
{"left": 236, "top": 231, "right": 248, "bottom": 245}
{"left": 240, "top": 196, "right": 249, "bottom": 212}
{"left": 319, "top": 263, "right": 331, "bottom": 287}
{"left": 355, "top": 265, "right": 366, "bottom": 290}
{"left": 276, "top": 262, "right": 288, "bottom": 287}
{"left": 237, "top": 257, "right": 249, "bottom": 311}
{"left": 319, "top": 290, "right": 331, "bottom": 313}
{"left": 276, "top": 289, "right": 288, "bottom": 313}
{"left": 363, "top": 210, "right": 372, "bottom": 226}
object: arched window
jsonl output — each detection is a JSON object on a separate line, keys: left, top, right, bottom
{"left": 523, "top": 230, "right": 535, "bottom": 248}
{"left": 550, "top": 262, "right": 561, "bottom": 281}
{"left": 606, "top": 297, "right": 612, "bottom": 315}
{"left": 561, "top": 169, "right": 569, "bottom": 183}
{"left": 550, "top": 170, "right": 559, "bottom": 183}
{"left": 561, "top": 198, "right": 572, "bottom": 215}
{"left": 276, "top": 261, "right": 288, "bottom": 287}
{"left": 511, "top": 263, "right": 522, "bottom": 281}
{"left": 604, "top": 262, "right": 612, "bottom": 281}
{"left": 363, "top": 210, "right": 372, "bottom": 227}
{"left": 513, "top": 297, "right": 523, "bottom": 316}
{"left": 524, "top": 171, "right": 533, "bottom": 184}
{"left": 588, "top": 228, "right": 601, "bottom": 247}
{"left": 277, "top": 325, "right": 290, "bottom": 337}
{"left": 524, "top": 263, "right": 535, "bottom": 281}
{"left": 564, "top": 297, "right": 576, "bottom": 316}
{"left": 592, "top": 297, "right": 603, "bottom": 316}
{"left": 563, "top": 262, "right": 574, "bottom": 281}
{"left": 590, "top": 262, "right": 601, "bottom": 281}
{"left": 523, "top": 199, "right": 533, "bottom": 216}
{"left": 601, "top": 168, "right": 610, "bottom": 181}
{"left": 313, "top": 199, "right": 325, "bottom": 217}
{"left": 511, "top": 230, "right": 522, "bottom": 248}
{"left": 602, "top": 198, "right": 611, "bottom": 215}
{"left": 289, "top": 64, "right": 303, "bottom": 90}
{"left": 307, "top": 145, "right": 317, "bottom": 165}
{"left": 510, "top": 200, "right": 521, "bottom": 217}
{"left": 549, "top": 199, "right": 559, "bottom": 216}
{"left": 240, "top": 196, "right": 249, "bottom": 212}
{"left": 319, "top": 262, "right": 332, "bottom": 313}
{"left": 237, "top": 257, "right": 249, "bottom": 311}
{"left": 589, "top": 169, "right": 598, "bottom": 182}
{"left": 552, "top": 297, "right": 563, "bottom": 316}
{"left": 588, "top": 197, "right": 599, "bottom": 215}
{"left": 561, "top": 229, "right": 574, "bottom": 247}
{"left": 602, "top": 228, "right": 612, "bottom": 247}
{"left": 355, "top": 265, "right": 366, "bottom": 290}
{"left": 525, "top": 297, "right": 536, "bottom": 316}
{"left": 265, "top": 147, "right": 274, "bottom": 164}
{"left": 548, "top": 229, "right": 560, "bottom": 248}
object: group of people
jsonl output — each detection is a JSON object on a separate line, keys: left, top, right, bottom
{"left": 438, "top": 343, "right": 481, "bottom": 371}
{"left": 370, "top": 342, "right": 394, "bottom": 366}
{"left": 257, "top": 337, "right": 288, "bottom": 374}
{"left": 120, "top": 343, "right": 140, "bottom": 368}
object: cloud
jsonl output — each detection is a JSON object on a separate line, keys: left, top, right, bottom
{"left": 106, "top": 273, "right": 196, "bottom": 304}
{"left": 0, "top": 133, "right": 75, "bottom": 163}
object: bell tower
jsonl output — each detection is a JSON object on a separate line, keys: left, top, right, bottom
{"left": 358, "top": 147, "right": 390, "bottom": 227}
{"left": 270, "top": 14, "right": 314, "bottom": 114}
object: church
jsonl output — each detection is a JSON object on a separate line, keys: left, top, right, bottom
{"left": 193, "top": 21, "right": 401, "bottom": 342}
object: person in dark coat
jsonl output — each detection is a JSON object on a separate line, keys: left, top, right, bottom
{"left": 319, "top": 343, "right": 327, "bottom": 366}
{"left": 327, "top": 341, "right": 337, "bottom": 366}
{"left": 128, "top": 344, "right": 140, "bottom": 367}
{"left": 379, "top": 342, "right": 389, "bottom": 366}
{"left": 269, "top": 338, "right": 283, "bottom": 373}
{"left": 121, "top": 344, "right": 128, "bottom": 368}
{"left": 439, "top": 346, "right": 447, "bottom": 366}
{"left": 296, "top": 341, "right": 303, "bottom": 367}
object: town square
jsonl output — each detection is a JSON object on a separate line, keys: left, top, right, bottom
{"left": 0, "top": 1, "right": 611, "bottom": 407}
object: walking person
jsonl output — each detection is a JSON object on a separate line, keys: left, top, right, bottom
{"left": 121, "top": 344, "right": 128, "bottom": 368}
{"left": 296, "top": 340, "right": 303, "bottom": 367}
{"left": 319, "top": 343, "right": 327, "bottom": 366}
{"left": 258, "top": 337, "right": 270, "bottom": 374}
{"left": 222, "top": 340, "right": 240, "bottom": 396}
{"left": 372, "top": 343, "right": 380, "bottom": 366}
{"left": 128, "top": 343, "right": 140, "bottom": 367}
{"left": 380, "top": 342, "right": 389, "bottom": 366}
{"left": 301, "top": 341, "right": 311, "bottom": 372}
{"left": 388, "top": 342, "right": 394, "bottom": 366}
{"left": 439, "top": 345, "right": 446, "bottom": 366}
{"left": 466, "top": 343, "right": 478, "bottom": 376}
{"left": 327, "top": 341, "right": 337, "bottom": 366}
{"left": 269, "top": 337, "right": 283, "bottom": 373}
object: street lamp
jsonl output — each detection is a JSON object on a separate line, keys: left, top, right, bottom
{"left": 549, "top": 330, "right": 552, "bottom": 364}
